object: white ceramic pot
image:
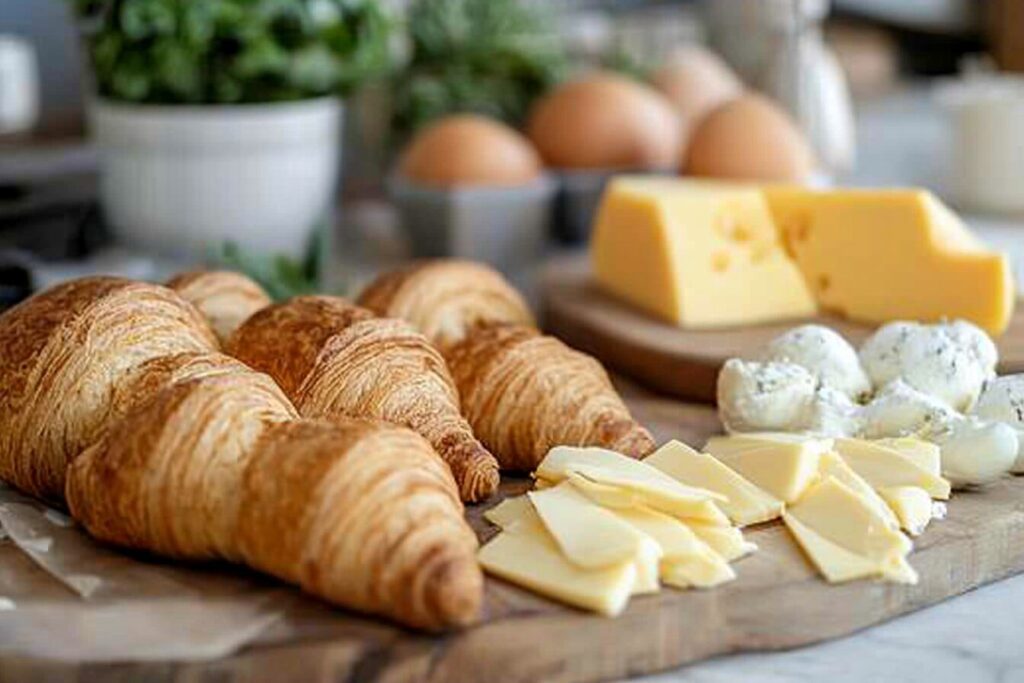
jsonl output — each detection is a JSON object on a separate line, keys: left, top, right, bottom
{"left": 90, "top": 97, "right": 342, "bottom": 259}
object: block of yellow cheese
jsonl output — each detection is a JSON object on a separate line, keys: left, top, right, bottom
{"left": 784, "top": 476, "right": 917, "bottom": 584}
{"left": 591, "top": 176, "right": 816, "bottom": 327}
{"left": 644, "top": 440, "right": 784, "bottom": 526}
{"left": 765, "top": 188, "right": 1015, "bottom": 334}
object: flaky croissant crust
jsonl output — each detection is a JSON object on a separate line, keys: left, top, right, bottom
{"left": 357, "top": 260, "right": 535, "bottom": 349}
{"left": 0, "top": 277, "right": 218, "bottom": 502}
{"left": 167, "top": 270, "right": 272, "bottom": 345}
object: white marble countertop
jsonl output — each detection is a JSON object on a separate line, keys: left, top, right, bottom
{"left": 636, "top": 573, "right": 1024, "bottom": 683}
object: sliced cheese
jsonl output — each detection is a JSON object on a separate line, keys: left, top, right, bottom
{"left": 484, "top": 495, "right": 536, "bottom": 530}
{"left": 478, "top": 523, "right": 637, "bottom": 616}
{"left": 783, "top": 512, "right": 885, "bottom": 583}
{"left": 765, "top": 187, "right": 1015, "bottom": 335}
{"left": 614, "top": 505, "right": 736, "bottom": 589}
{"left": 785, "top": 476, "right": 915, "bottom": 584}
{"left": 644, "top": 440, "right": 783, "bottom": 526}
{"left": 818, "top": 451, "right": 900, "bottom": 530}
{"left": 872, "top": 438, "right": 942, "bottom": 477}
{"left": 834, "top": 438, "right": 951, "bottom": 500}
{"left": 709, "top": 441, "right": 826, "bottom": 503}
{"left": 703, "top": 431, "right": 819, "bottom": 456}
{"left": 590, "top": 176, "right": 816, "bottom": 328}
{"left": 565, "top": 470, "right": 644, "bottom": 509}
{"left": 879, "top": 486, "right": 934, "bottom": 537}
{"left": 528, "top": 482, "right": 661, "bottom": 570}
{"left": 685, "top": 521, "right": 757, "bottom": 562}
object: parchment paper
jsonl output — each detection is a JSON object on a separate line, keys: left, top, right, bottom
{"left": 0, "top": 485, "right": 292, "bottom": 662}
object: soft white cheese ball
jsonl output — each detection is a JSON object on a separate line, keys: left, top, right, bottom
{"left": 972, "top": 374, "right": 1024, "bottom": 472}
{"left": 802, "top": 385, "right": 862, "bottom": 437}
{"left": 859, "top": 322, "right": 989, "bottom": 410}
{"left": 941, "top": 320, "right": 998, "bottom": 378}
{"left": 717, "top": 359, "right": 816, "bottom": 433}
{"left": 760, "top": 324, "right": 871, "bottom": 400}
{"left": 858, "top": 380, "right": 960, "bottom": 439}
{"left": 935, "top": 417, "right": 1018, "bottom": 488}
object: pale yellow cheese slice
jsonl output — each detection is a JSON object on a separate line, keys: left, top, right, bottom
{"left": 528, "top": 482, "right": 662, "bottom": 570}
{"left": 685, "top": 521, "right": 757, "bottom": 562}
{"left": 765, "top": 187, "right": 1015, "bottom": 335}
{"left": 871, "top": 438, "right": 942, "bottom": 477}
{"left": 591, "top": 176, "right": 816, "bottom": 328}
{"left": 613, "top": 505, "right": 736, "bottom": 589}
{"left": 708, "top": 441, "right": 826, "bottom": 503}
{"left": 818, "top": 451, "right": 900, "bottom": 530}
{"left": 564, "top": 471, "right": 644, "bottom": 509}
{"left": 782, "top": 512, "right": 885, "bottom": 583}
{"left": 644, "top": 440, "right": 783, "bottom": 526}
{"left": 703, "top": 432, "right": 819, "bottom": 456}
{"left": 484, "top": 495, "right": 536, "bottom": 529}
{"left": 478, "top": 523, "right": 637, "bottom": 616}
{"left": 878, "top": 486, "right": 934, "bottom": 537}
{"left": 834, "top": 438, "right": 951, "bottom": 500}
{"left": 785, "top": 476, "right": 915, "bottom": 584}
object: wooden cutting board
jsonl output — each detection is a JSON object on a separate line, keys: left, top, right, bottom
{"left": 7, "top": 387, "right": 1024, "bottom": 683}
{"left": 541, "top": 255, "right": 1024, "bottom": 403}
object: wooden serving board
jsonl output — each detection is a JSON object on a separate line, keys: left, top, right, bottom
{"left": 541, "top": 256, "right": 1024, "bottom": 403}
{"left": 6, "top": 388, "right": 1024, "bottom": 683}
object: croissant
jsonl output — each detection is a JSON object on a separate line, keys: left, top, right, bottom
{"left": 67, "top": 368, "right": 482, "bottom": 630}
{"left": 227, "top": 296, "right": 500, "bottom": 502}
{"left": 357, "top": 259, "right": 534, "bottom": 349}
{"left": 358, "top": 261, "right": 655, "bottom": 470}
{"left": 0, "top": 277, "right": 218, "bottom": 502}
{"left": 166, "top": 270, "right": 272, "bottom": 344}
{"left": 446, "top": 323, "right": 655, "bottom": 470}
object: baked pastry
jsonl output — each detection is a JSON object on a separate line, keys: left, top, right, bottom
{"left": 166, "top": 270, "right": 272, "bottom": 344}
{"left": 358, "top": 261, "right": 655, "bottom": 470}
{"left": 357, "top": 260, "right": 534, "bottom": 349}
{"left": 446, "top": 323, "right": 655, "bottom": 470}
{"left": 0, "top": 277, "right": 218, "bottom": 502}
{"left": 67, "top": 369, "right": 482, "bottom": 630}
{"left": 227, "top": 296, "right": 500, "bottom": 502}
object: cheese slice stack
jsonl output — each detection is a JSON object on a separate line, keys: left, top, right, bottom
{"left": 591, "top": 178, "right": 1015, "bottom": 334}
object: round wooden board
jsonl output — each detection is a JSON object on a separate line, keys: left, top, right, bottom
{"left": 540, "top": 255, "right": 1024, "bottom": 403}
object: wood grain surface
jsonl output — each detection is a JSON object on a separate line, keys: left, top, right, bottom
{"left": 5, "top": 383, "right": 1024, "bottom": 683}
{"left": 541, "top": 255, "right": 1024, "bottom": 403}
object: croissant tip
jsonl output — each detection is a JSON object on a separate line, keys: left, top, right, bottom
{"left": 459, "top": 463, "right": 501, "bottom": 503}
{"left": 429, "top": 556, "right": 484, "bottom": 630}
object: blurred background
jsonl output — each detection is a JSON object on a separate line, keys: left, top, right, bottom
{"left": 1, "top": 0, "right": 1023, "bottom": 307}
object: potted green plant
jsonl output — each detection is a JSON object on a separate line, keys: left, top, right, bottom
{"left": 71, "top": 0, "right": 390, "bottom": 260}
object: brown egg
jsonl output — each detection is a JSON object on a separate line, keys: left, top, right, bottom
{"left": 526, "top": 72, "right": 683, "bottom": 170}
{"left": 399, "top": 114, "right": 542, "bottom": 187}
{"left": 652, "top": 45, "right": 743, "bottom": 127}
{"left": 685, "top": 93, "right": 816, "bottom": 182}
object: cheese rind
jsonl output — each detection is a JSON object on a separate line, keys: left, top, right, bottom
{"left": 644, "top": 440, "right": 784, "bottom": 526}
{"left": 765, "top": 188, "right": 1015, "bottom": 335}
{"left": 591, "top": 177, "right": 816, "bottom": 327}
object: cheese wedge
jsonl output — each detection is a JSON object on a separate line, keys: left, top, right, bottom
{"left": 644, "top": 440, "right": 783, "bottom": 526}
{"left": 591, "top": 176, "right": 816, "bottom": 328}
{"left": 785, "top": 476, "right": 915, "bottom": 584}
{"left": 478, "top": 522, "right": 637, "bottom": 616}
{"left": 704, "top": 432, "right": 830, "bottom": 456}
{"left": 686, "top": 521, "right": 757, "bottom": 562}
{"left": 818, "top": 451, "right": 900, "bottom": 530}
{"left": 834, "top": 438, "right": 951, "bottom": 500}
{"left": 708, "top": 441, "right": 826, "bottom": 503}
{"left": 614, "top": 506, "right": 736, "bottom": 589}
{"left": 872, "top": 438, "right": 942, "bottom": 477}
{"left": 536, "top": 446, "right": 729, "bottom": 525}
{"left": 765, "top": 187, "right": 1015, "bottom": 335}
{"left": 528, "top": 482, "right": 662, "bottom": 570}
{"left": 879, "top": 486, "right": 934, "bottom": 536}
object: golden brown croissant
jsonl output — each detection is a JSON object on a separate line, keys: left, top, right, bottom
{"left": 0, "top": 277, "right": 218, "bottom": 502}
{"left": 166, "top": 270, "right": 272, "bottom": 344}
{"left": 226, "top": 296, "right": 500, "bottom": 502}
{"left": 446, "top": 323, "right": 655, "bottom": 470}
{"left": 357, "top": 260, "right": 655, "bottom": 470}
{"left": 66, "top": 369, "right": 482, "bottom": 630}
{"left": 357, "top": 259, "right": 534, "bottom": 348}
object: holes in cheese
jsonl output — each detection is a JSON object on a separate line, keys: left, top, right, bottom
{"left": 765, "top": 188, "right": 1015, "bottom": 335}
{"left": 643, "top": 440, "right": 783, "bottom": 527}
{"left": 590, "top": 177, "right": 816, "bottom": 328}
{"left": 833, "top": 438, "right": 951, "bottom": 500}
